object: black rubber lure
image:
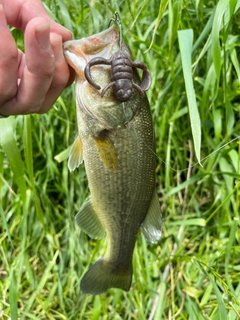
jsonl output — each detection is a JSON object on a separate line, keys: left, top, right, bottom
{"left": 84, "top": 12, "right": 151, "bottom": 102}
{"left": 84, "top": 51, "right": 151, "bottom": 102}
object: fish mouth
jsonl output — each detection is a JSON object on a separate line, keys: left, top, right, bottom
{"left": 63, "top": 25, "right": 120, "bottom": 74}
{"left": 83, "top": 24, "right": 119, "bottom": 52}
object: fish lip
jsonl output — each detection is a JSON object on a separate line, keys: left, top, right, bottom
{"left": 63, "top": 24, "right": 119, "bottom": 56}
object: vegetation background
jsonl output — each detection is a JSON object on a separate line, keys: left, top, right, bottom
{"left": 0, "top": 0, "right": 240, "bottom": 319}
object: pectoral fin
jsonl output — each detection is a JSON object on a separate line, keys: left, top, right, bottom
{"left": 68, "top": 136, "right": 83, "bottom": 172}
{"left": 75, "top": 197, "right": 105, "bottom": 239}
{"left": 93, "top": 132, "right": 118, "bottom": 170}
{"left": 141, "top": 190, "right": 162, "bottom": 244}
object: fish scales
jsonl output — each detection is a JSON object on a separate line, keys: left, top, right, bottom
{"left": 63, "top": 25, "right": 162, "bottom": 295}
{"left": 83, "top": 97, "right": 154, "bottom": 256}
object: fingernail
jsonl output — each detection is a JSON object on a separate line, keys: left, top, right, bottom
{"left": 35, "top": 22, "right": 50, "bottom": 50}
{"left": 50, "top": 34, "right": 64, "bottom": 63}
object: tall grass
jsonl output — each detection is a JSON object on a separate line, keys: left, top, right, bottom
{"left": 1, "top": 0, "right": 240, "bottom": 319}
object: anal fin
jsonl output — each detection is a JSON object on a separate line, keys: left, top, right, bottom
{"left": 141, "top": 189, "right": 162, "bottom": 244}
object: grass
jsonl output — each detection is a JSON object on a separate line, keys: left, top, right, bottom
{"left": 1, "top": 0, "right": 240, "bottom": 319}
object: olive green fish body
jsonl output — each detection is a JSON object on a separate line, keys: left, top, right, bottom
{"left": 63, "top": 26, "right": 162, "bottom": 295}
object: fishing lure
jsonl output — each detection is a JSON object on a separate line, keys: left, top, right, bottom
{"left": 84, "top": 13, "right": 151, "bottom": 102}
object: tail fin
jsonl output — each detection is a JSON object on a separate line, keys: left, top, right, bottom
{"left": 80, "top": 258, "right": 132, "bottom": 295}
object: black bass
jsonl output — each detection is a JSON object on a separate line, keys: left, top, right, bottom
{"left": 63, "top": 25, "right": 162, "bottom": 295}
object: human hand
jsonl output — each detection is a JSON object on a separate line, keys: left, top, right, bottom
{"left": 0, "top": 1, "right": 74, "bottom": 116}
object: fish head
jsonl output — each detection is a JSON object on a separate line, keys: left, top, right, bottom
{"left": 63, "top": 26, "right": 138, "bottom": 130}
{"left": 63, "top": 25, "right": 120, "bottom": 81}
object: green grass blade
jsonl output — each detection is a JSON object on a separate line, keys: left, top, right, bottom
{"left": 178, "top": 29, "right": 202, "bottom": 165}
{"left": 168, "top": 0, "right": 182, "bottom": 53}
{"left": 169, "top": 218, "right": 206, "bottom": 226}
{"left": 0, "top": 117, "right": 26, "bottom": 203}
{"left": 209, "top": 275, "right": 228, "bottom": 319}
{"left": 54, "top": 146, "right": 71, "bottom": 163}
{"left": 165, "top": 175, "right": 200, "bottom": 197}
{"left": 26, "top": 250, "right": 60, "bottom": 311}
{"left": 0, "top": 203, "right": 12, "bottom": 245}
{"left": 57, "top": 0, "right": 73, "bottom": 31}
{"left": 23, "top": 116, "right": 34, "bottom": 182}
{"left": 153, "top": 282, "right": 166, "bottom": 320}
{"left": 23, "top": 116, "right": 45, "bottom": 225}
{"left": 145, "top": 0, "right": 168, "bottom": 52}
{"left": 211, "top": 0, "right": 227, "bottom": 84}
{"left": 9, "top": 268, "right": 18, "bottom": 320}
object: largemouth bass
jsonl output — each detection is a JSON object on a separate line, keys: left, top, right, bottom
{"left": 63, "top": 25, "right": 162, "bottom": 295}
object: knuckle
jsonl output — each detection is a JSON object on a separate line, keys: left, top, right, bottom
{"left": 22, "top": 105, "right": 42, "bottom": 115}
{"left": 0, "top": 49, "right": 18, "bottom": 103}
{"left": 53, "top": 74, "right": 68, "bottom": 88}
{"left": 27, "top": 55, "right": 55, "bottom": 79}
{"left": 0, "top": 83, "right": 17, "bottom": 104}
{"left": 35, "top": 65, "right": 55, "bottom": 80}
{"left": 52, "top": 69, "right": 70, "bottom": 89}
{"left": 0, "top": 48, "right": 18, "bottom": 65}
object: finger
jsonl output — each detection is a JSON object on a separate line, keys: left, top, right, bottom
{"left": 0, "top": 17, "right": 55, "bottom": 115}
{"left": 18, "top": 18, "right": 55, "bottom": 113}
{"left": 37, "top": 33, "right": 71, "bottom": 113}
{"left": 3, "top": 0, "right": 72, "bottom": 41}
{"left": 0, "top": 4, "right": 18, "bottom": 106}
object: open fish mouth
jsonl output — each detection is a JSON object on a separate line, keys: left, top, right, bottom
{"left": 63, "top": 25, "right": 120, "bottom": 75}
